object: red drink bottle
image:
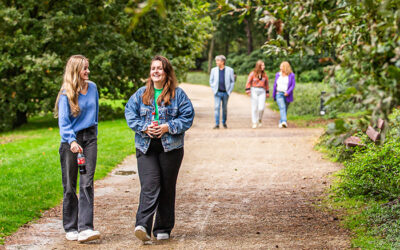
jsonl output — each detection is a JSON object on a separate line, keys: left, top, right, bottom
{"left": 151, "top": 112, "right": 158, "bottom": 126}
{"left": 77, "top": 152, "right": 87, "bottom": 174}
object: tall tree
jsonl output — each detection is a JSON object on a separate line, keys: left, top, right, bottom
{"left": 0, "top": 0, "right": 211, "bottom": 131}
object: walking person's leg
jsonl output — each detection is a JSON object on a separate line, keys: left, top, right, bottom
{"left": 77, "top": 138, "right": 97, "bottom": 232}
{"left": 214, "top": 92, "right": 222, "bottom": 128}
{"left": 135, "top": 140, "right": 163, "bottom": 240}
{"left": 75, "top": 140, "right": 101, "bottom": 242}
{"left": 75, "top": 126, "right": 101, "bottom": 242}
{"left": 285, "top": 101, "right": 290, "bottom": 114}
{"left": 284, "top": 101, "right": 290, "bottom": 127}
{"left": 276, "top": 92, "right": 287, "bottom": 126}
{"left": 257, "top": 88, "right": 266, "bottom": 126}
{"left": 251, "top": 88, "right": 258, "bottom": 127}
{"left": 221, "top": 92, "right": 229, "bottom": 127}
{"left": 153, "top": 147, "right": 184, "bottom": 239}
{"left": 59, "top": 143, "right": 79, "bottom": 236}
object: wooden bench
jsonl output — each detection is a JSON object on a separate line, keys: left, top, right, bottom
{"left": 344, "top": 118, "right": 385, "bottom": 147}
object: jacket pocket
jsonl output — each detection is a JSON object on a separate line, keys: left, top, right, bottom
{"left": 140, "top": 108, "right": 148, "bottom": 117}
{"left": 167, "top": 108, "right": 178, "bottom": 119}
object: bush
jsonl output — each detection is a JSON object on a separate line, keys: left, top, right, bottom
{"left": 364, "top": 202, "right": 400, "bottom": 248}
{"left": 200, "top": 49, "right": 330, "bottom": 76}
{"left": 287, "top": 83, "right": 331, "bottom": 116}
{"left": 298, "top": 69, "right": 324, "bottom": 83}
{"left": 336, "top": 109, "right": 400, "bottom": 200}
{"left": 98, "top": 102, "right": 125, "bottom": 121}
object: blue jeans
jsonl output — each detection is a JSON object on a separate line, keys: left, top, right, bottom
{"left": 276, "top": 92, "right": 290, "bottom": 123}
{"left": 214, "top": 91, "right": 229, "bottom": 125}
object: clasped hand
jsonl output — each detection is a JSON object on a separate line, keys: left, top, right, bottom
{"left": 145, "top": 124, "right": 169, "bottom": 138}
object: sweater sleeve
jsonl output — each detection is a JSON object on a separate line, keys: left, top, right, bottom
{"left": 209, "top": 68, "right": 215, "bottom": 87}
{"left": 58, "top": 95, "right": 76, "bottom": 144}
{"left": 273, "top": 73, "right": 279, "bottom": 101}
{"left": 125, "top": 92, "right": 149, "bottom": 138}
{"left": 264, "top": 73, "right": 269, "bottom": 94}
{"left": 167, "top": 89, "right": 195, "bottom": 135}
{"left": 95, "top": 86, "right": 99, "bottom": 135}
{"left": 286, "top": 73, "right": 296, "bottom": 95}
{"left": 245, "top": 72, "right": 253, "bottom": 94}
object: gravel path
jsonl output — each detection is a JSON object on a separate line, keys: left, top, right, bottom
{"left": 4, "top": 83, "right": 350, "bottom": 249}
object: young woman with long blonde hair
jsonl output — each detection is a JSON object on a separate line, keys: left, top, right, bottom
{"left": 245, "top": 60, "right": 269, "bottom": 128}
{"left": 272, "top": 61, "right": 296, "bottom": 128}
{"left": 54, "top": 55, "right": 100, "bottom": 242}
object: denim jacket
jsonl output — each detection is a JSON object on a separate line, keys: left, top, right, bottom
{"left": 125, "top": 86, "right": 195, "bottom": 154}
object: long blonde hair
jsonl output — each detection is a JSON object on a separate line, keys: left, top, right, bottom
{"left": 280, "top": 61, "right": 293, "bottom": 76}
{"left": 54, "top": 55, "right": 89, "bottom": 118}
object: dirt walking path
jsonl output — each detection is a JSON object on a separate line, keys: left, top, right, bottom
{"left": 4, "top": 83, "right": 350, "bottom": 249}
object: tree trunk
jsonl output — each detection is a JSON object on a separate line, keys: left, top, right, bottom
{"left": 13, "top": 110, "right": 28, "bottom": 128}
{"left": 207, "top": 36, "right": 215, "bottom": 74}
{"left": 225, "top": 40, "right": 229, "bottom": 57}
{"left": 244, "top": 19, "right": 253, "bottom": 55}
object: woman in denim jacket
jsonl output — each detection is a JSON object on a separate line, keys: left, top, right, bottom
{"left": 125, "top": 55, "right": 194, "bottom": 243}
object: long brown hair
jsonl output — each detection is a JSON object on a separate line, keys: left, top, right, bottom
{"left": 54, "top": 55, "right": 89, "bottom": 118}
{"left": 253, "top": 60, "right": 265, "bottom": 78}
{"left": 142, "top": 55, "right": 177, "bottom": 106}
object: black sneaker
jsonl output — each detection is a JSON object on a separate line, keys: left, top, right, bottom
{"left": 213, "top": 125, "right": 219, "bottom": 129}
{"left": 223, "top": 124, "right": 228, "bottom": 129}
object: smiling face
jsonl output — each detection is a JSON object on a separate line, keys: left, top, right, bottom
{"left": 260, "top": 62, "right": 265, "bottom": 71}
{"left": 79, "top": 60, "right": 90, "bottom": 81}
{"left": 215, "top": 59, "right": 225, "bottom": 68}
{"left": 150, "top": 60, "right": 166, "bottom": 86}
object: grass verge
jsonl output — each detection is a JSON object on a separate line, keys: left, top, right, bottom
{"left": 0, "top": 115, "right": 134, "bottom": 244}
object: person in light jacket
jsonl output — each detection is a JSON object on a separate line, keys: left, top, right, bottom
{"left": 125, "top": 55, "right": 194, "bottom": 243}
{"left": 273, "top": 61, "right": 296, "bottom": 128}
{"left": 209, "top": 55, "right": 235, "bottom": 129}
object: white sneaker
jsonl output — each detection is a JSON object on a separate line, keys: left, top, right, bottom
{"left": 65, "top": 231, "right": 78, "bottom": 241}
{"left": 257, "top": 121, "right": 262, "bottom": 128}
{"left": 156, "top": 233, "right": 170, "bottom": 240}
{"left": 278, "top": 123, "right": 283, "bottom": 128}
{"left": 134, "top": 226, "right": 151, "bottom": 242}
{"left": 252, "top": 123, "right": 257, "bottom": 129}
{"left": 78, "top": 229, "right": 101, "bottom": 243}
{"left": 282, "top": 122, "right": 288, "bottom": 128}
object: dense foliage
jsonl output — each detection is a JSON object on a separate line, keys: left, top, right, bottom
{"left": 335, "top": 109, "right": 400, "bottom": 200}
{"left": 259, "top": 0, "right": 400, "bottom": 133}
{"left": 0, "top": 0, "right": 211, "bottom": 131}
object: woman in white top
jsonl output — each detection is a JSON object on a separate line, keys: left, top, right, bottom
{"left": 245, "top": 60, "right": 269, "bottom": 128}
{"left": 272, "top": 61, "right": 296, "bottom": 128}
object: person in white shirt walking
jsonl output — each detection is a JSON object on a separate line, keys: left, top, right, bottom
{"left": 245, "top": 60, "right": 269, "bottom": 128}
{"left": 272, "top": 61, "right": 296, "bottom": 128}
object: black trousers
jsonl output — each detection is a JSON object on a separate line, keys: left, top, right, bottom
{"left": 59, "top": 126, "right": 97, "bottom": 232}
{"left": 135, "top": 139, "right": 184, "bottom": 237}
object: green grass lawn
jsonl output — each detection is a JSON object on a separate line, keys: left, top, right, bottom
{"left": 0, "top": 115, "right": 134, "bottom": 244}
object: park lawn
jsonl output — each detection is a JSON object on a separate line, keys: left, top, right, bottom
{"left": 0, "top": 115, "right": 134, "bottom": 244}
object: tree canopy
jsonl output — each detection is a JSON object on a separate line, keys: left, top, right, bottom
{"left": 0, "top": 0, "right": 211, "bottom": 131}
